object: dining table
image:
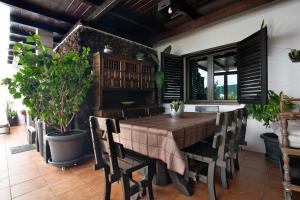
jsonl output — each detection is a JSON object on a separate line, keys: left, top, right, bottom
{"left": 115, "top": 112, "right": 218, "bottom": 196}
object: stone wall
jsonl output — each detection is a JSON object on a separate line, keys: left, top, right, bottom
{"left": 57, "top": 26, "right": 155, "bottom": 61}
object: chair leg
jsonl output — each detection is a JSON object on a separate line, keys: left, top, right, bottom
{"left": 146, "top": 165, "right": 154, "bottom": 200}
{"left": 121, "top": 174, "right": 131, "bottom": 200}
{"left": 208, "top": 162, "right": 217, "bottom": 200}
{"left": 103, "top": 169, "right": 112, "bottom": 200}
{"left": 220, "top": 166, "right": 229, "bottom": 189}
{"left": 230, "top": 158, "right": 235, "bottom": 176}
{"left": 233, "top": 152, "right": 240, "bottom": 171}
{"left": 226, "top": 159, "right": 233, "bottom": 179}
{"left": 284, "top": 189, "right": 292, "bottom": 200}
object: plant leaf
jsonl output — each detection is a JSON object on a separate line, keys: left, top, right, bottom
{"left": 163, "top": 45, "right": 172, "bottom": 54}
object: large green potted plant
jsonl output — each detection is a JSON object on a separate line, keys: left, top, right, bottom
{"left": 2, "top": 34, "right": 93, "bottom": 167}
{"left": 149, "top": 45, "right": 172, "bottom": 105}
{"left": 245, "top": 90, "right": 293, "bottom": 164}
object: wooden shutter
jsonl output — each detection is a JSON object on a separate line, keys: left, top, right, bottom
{"left": 161, "top": 53, "right": 183, "bottom": 103}
{"left": 237, "top": 27, "right": 268, "bottom": 104}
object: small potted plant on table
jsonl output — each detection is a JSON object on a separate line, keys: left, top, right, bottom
{"left": 2, "top": 34, "right": 94, "bottom": 168}
{"left": 170, "top": 100, "right": 184, "bottom": 119}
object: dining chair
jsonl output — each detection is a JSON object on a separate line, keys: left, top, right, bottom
{"left": 89, "top": 116, "right": 155, "bottom": 200}
{"left": 225, "top": 108, "right": 249, "bottom": 178}
{"left": 181, "top": 111, "right": 231, "bottom": 200}
{"left": 148, "top": 106, "right": 165, "bottom": 116}
{"left": 122, "top": 108, "right": 148, "bottom": 119}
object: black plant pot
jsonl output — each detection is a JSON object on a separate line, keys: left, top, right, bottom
{"left": 45, "top": 130, "right": 86, "bottom": 167}
{"left": 8, "top": 117, "right": 18, "bottom": 126}
{"left": 260, "top": 132, "right": 281, "bottom": 164}
{"left": 288, "top": 53, "right": 300, "bottom": 63}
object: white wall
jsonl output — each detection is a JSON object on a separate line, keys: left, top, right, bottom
{"left": 154, "top": 0, "right": 300, "bottom": 153}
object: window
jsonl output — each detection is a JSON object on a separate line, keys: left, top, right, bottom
{"left": 187, "top": 48, "right": 238, "bottom": 103}
{"left": 213, "top": 52, "right": 237, "bottom": 100}
{"left": 163, "top": 28, "right": 268, "bottom": 104}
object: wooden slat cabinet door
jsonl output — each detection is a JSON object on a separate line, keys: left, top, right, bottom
{"left": 140, "top": 62, "right": 154, "bottom": 90}
{"left": 103, "top": 55, "right": 122, "bottom": 88}
{"left": 124, "top": 61, "right": 139, "bottom": 89}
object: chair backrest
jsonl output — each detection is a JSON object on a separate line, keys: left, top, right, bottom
{"left": 237, "top": 108, "right": 248, "bottom": 145}
{"left": 215, "top": 111, "right": 235, "bottom": 166}
{"left": 89, "top": 116, "right": 125, "bottom": 180}
{"left": 195, "top": 106, "right": 219, "bottom": 113}
{"left": 122, "top": 108, "right": 148, "bottom": 119}
{"left": 148, "top": 107, "right": 165, "bottom": 116}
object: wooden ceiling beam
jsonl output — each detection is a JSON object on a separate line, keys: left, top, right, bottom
{"left": 82, "top": 0, "right": 105, "bottom": 6}
{"left": 85, "top": 0, "right": 121, "bottom": 22}
{"left": 0, "top": 0, "right": 77, "bottom": 24}
{"left": 109, "top": 12, "right": 158, "bottom": 33}
{"left": 10, "top": 14, "right": 68, "bottom": 34}
{"left": 153, "top": 0, "right": 280, "bottom": 42}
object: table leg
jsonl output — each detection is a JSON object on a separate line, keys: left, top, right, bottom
{"left": 168, "top": 171, "right": 193, "bottom": 196}
{"left": 153, "top": 160, "right": 171, "bottom": 186}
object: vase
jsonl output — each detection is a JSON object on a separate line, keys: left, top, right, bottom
{"left": 170, "top": 105, "right": 184, "bottom": 119}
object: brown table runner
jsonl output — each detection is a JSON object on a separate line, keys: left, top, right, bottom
{"left": 114, "top": 112, "right": 217, "bottom": 175}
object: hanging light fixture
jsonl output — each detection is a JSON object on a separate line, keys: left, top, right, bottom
{"left": 168, "top": 6, "right": 173, "bottom": 14}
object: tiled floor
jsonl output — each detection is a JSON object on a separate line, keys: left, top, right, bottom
{"left": 0, "top": 125, "right": 299, "bottom": 200}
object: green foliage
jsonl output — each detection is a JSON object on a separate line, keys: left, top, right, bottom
{"left": 5, "top": 101, "right": 17, "bottom": 119}
{"left": 1, "top": 34, "right": 93, "bottom": 133}
{"left": 260, "top": 19, "right": 267, "bottom": 29}
{"left": 149, "top": 45, "right": 172, "bottom": 89}
{"left": 245, "top": 90, "right": 293, "bottom": 127}
{"left": 170, "top": 100, "right": 184, "bottom": 112}
{"left": 155, "top": 71, "right": 164, "bottom": 91}
{"left": 289, "top": 48, "right": 300, "bottom": 59}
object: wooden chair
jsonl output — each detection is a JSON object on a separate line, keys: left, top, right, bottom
{"left": 89, "top": 116, "right": 155, "bottom": 200}
{"left": 182, "top": 111, "right": 232, "bottom": 200}
{"left": 122, "top": 108, "right": 148, "bottom": 119}
{"left": 280, "top": 94, "right": 300, "bottom": 200}
{"left": 195, "top": 106, "right": 219, "bottom": 113}
{"left": 148, "top": 107, "right": 165, "bottom": 116}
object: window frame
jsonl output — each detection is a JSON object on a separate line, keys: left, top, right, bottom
{"left": 185, "top": 43, "right": 238, "bottom": 104}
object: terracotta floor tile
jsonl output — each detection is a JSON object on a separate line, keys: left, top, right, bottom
{"left": 0, "top": 170, "right": 8, "bottom": 179}
{"left": 0, "top": 177, "right": 10, "bottom": 189}
{"left": 9, "top": 170, "right": 41, "bottom": 185}
{"left": 0, "top": 187, "right": 11, "bottom": 200}
{"left": 8, "top": 163, "right": 38, "bottom": 177}
{"left": 50, "top": 176, "right": 85, "bottom": 195}
{"left": 57, "top": 184, "right": 98, "bottom": 200}
{"left": 11, "top": 177, "right": 47, "bottom": 198}
{"left": 13, "top": 186, "right": 55, "bottom": 200}
{"left": 43, "top": 170, "right": 77, "bottom": 185}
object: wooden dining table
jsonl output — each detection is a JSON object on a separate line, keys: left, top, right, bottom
{"left": 115, "top": 112, "right": 218, "bottom": 195}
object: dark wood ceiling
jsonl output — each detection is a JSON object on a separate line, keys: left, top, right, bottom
{"left": 1, "top": 0, "right": 281, "bottom": 64}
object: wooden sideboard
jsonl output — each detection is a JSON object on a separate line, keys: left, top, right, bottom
{"left": 92, "top": 52, "right": 156, "bottom": 117}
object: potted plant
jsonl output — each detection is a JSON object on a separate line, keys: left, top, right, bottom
{"left": 2, "top": 34, "right": 94, "bottom": 168}
{"left": 149, "top": 45, "right": 172, "bottom": 105}
{"left": 288, "top": 48, "right": 300, "bottom": 63}
{"left": 5, "top": 101, "right": 18, "bottom": 126}
{"left": 170, "top": 100, "right": 184, "bottom": 119}
{"left": 245, "top": 90, "right": 293, "bottom": 164}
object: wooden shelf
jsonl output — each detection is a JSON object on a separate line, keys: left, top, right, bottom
{"left": 92, "top": 52, "right": 156, "bottom": 115}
